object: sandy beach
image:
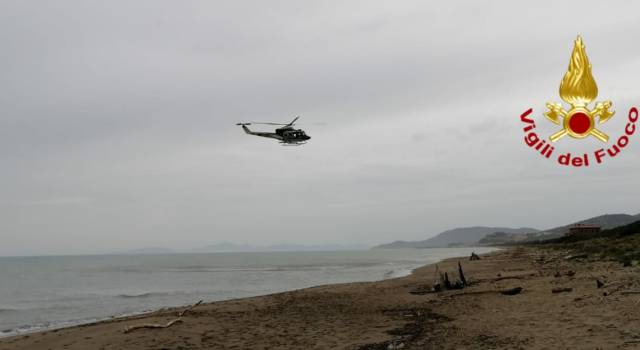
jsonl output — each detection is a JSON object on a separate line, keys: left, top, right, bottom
{"left": 1, "top": 247, "right": 639, "bottom": 350}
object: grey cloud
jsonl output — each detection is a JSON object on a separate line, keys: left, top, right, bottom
{"left": 2, "top": 0, "right": 640, "bottom": 255}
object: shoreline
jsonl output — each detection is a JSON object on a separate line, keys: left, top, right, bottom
{"left": 0, "top": 248, "right": 497, "bottom": 341}
{"left": 3, "top": 246, "right": 636, "bottom": 349}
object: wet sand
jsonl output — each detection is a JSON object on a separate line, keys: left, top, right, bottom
{"left": 2, "top": 247, "right": 639, "bottom": 349}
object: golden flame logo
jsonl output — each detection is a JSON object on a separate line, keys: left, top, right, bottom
{"left": 545, "top": 36, "right": 614, "bottom": 142}
{"left": 559, "top": 36, "right": 598, "bottom": 106}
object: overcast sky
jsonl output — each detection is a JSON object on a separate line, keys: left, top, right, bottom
{"left": 2, "top": 1, "right": 640, "bottom": 256}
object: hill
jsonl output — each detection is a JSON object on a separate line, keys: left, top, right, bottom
{"left": 477, "top": 214, "right": 640, "bottom": 245}
{"left": 538, "top": 218, "right": 640, "bottom": 265}
{"left": 374, "top": 213, "right": 640, "bottom": 249}
{"left": 373, "top": 226, "right": 539, "bottom": 249}
{"left": 538, "top": 213, "right": 640, "bottom": 238}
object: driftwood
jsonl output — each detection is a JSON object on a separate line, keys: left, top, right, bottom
{"left": 458, "top": 261, "right": 467, "bottom": 287}
{"left": 448, "top": 287, "right": 523, "bottom": 297}
{"left": 500, "top": 287, "right": 523, "bottom": 295}
{"left": 428, "top": 262, "right": 469, "bottom": 292}
{"left": 564, "top": 253, "right": 588, "bottom": 261}
{"left": 551, "top": 287, "right": 573, "bottom": 294}
{"left": 477, "top": 273, "right": 537, "bottom": 283}
{"left": 432, "top": 264, "right": 442, "bottom": 292}
{"left": 123, "top": 299, "right": 203, "bottom": 334}
{"left": 178, "top": 300, "right": 203, "bottom": 317}
{"left": 123, "top": 319, "right": 183, "bottom": 333}
{"left": 443, "top": 272, "right": 452, "bottom": 290}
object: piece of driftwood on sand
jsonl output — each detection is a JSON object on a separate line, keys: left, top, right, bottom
{"left": 122, "top": 300, "right": 203, "bottom": 333}
{"left": 564, "top": 253, "right": 588, "bottom": 260}
{"left": 447, "top": 286, "right": 523, "bottom": 297}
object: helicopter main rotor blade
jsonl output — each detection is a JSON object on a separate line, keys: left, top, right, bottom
{"left": 250, "top": 122, "right": 288, "bottom": 125}
{"left": 287, "top": 116, "right": 300, "bottom": 126}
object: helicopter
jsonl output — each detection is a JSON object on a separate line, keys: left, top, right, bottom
{"left": 236, "top": 116, "right": 311, "bottom": 145}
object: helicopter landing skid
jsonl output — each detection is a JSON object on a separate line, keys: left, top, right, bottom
{"left": 280, "top": 141, "right": 306, "bottom": 146}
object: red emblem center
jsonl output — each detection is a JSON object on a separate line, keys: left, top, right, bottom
{"left": 568, "top": 112, "right": 591, "bottom": 134}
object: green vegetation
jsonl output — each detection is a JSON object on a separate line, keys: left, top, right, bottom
{"left": 537, "top": 220, "right": 640, "bottom": 265}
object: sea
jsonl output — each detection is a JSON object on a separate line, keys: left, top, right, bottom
{"left": 0, "top": 247, "right": 496, "bottom": 338}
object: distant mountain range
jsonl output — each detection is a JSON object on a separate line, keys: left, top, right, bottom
{"left": 373, "top": 227, "right": 538, "bottom": 249}
{"left": 540, "top": 214, "right": 640, "bottom": 238}
{"left": 122, "top": 213, "right": 640, "bottom": 254}
{"left": 192, "top": 242, "right": 368, "bottom": 253}
{"left": 119, "top": 243, "right": 369, "bottom": 255}
{"left": 373, "top": 213, "right": 640, "bottom": 249}
{"left": 118, "top": 247, "right": 177, "bottom": 255}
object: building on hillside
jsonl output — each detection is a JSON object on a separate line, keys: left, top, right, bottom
{"left": 566, "top": 224, "right": 601, "bottom": 237}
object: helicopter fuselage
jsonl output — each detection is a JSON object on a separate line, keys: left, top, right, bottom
{"left": 241, "top": 125, "right": 310, "bottom": 144}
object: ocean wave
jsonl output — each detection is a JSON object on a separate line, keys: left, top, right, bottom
{"left": 0, "top": 308, "right": 18, "bottom": 314}
{"left": 383, "top": 267, "right": 415, "bottom": 279}
{"left": 0, "top": 303, "right": 192, "bottom": 339}
{"left": 0, "top": 317, "right": 103, "bottom": 338}
{"left": 116, "top": 292, "right": 168, "bottom": 299}
{"left": 166, "top": 263, "right": 378, "bottom": 273}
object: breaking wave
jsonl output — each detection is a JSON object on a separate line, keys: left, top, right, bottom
{"left": 116, "top": 292, "right": 169, "bottom": 299}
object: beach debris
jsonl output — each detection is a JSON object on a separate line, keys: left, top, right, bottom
{"left": 449, "top": 287, "right": 523, "bottom": 297}
{"left": 469, "top": 251, "right": 481, "bottom": 261}
{"left": 123, "top": 318, "right": 183, "bottom": 333}
{"left": 566, "top": 270, "right": 576, "bottom": 277}
{"left": 596, "top": 279, "right": 605, "bottom": 289}
{"left": 458, "top": 261, "right": 468, "bottom": 287}
{"left": 359, "top": 308, "right": 446, "bottom": 350}
{"left": 439, "top": 263, "right": 467, "bottom": 290}
{"left": 419, "top": 263, "right": 469, "bottom": 293}
{"left": 564, "top": 253, "right": 588, "bottom": 261}
{"left": 495, "top": 274, "right": 533, "bottom": 282}
{"left": 177, "top": 299, "right": 203, "bottom": 317}
{"left": 500, "top": 287, "right": 523, "bottom": 296}
{"left": 122, "top": 299, "right": 203, "bottom": 334}
{"left": 551, "top": 287, "right": 573, "bottom": 294}
{"left": 471, "top": 272, "right": 536, "bottom": 284}
{"left": 443, "top": 272, "right": 452, "bottom": 289}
